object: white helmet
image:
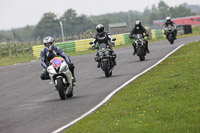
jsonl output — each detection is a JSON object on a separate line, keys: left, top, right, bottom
{"left": 166, "top": 17, "right": 171, "bottom": 21}
{"left": 135, "top": 20, "right": 141, "bottom": 30}
{"left": 43, "top": 36, "right": 54, "bottom": 51}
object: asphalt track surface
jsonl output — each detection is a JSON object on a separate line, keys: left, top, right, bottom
{"left": 0, "top": 36, "right": 199, "bottom": 133}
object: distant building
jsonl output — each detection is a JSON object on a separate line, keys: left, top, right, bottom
{"left": 109, "top": 22, "right": 128, "bottom": 35}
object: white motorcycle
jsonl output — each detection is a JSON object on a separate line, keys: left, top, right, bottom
{"left": 47, "top": 57, "right": 73, "bottom": 100}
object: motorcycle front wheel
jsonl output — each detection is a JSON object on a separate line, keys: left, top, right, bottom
{"left": 57, "top": 78, "right": 66, "bottom": 100}
{"left": 103, "top": 60, "right": 110, "bottom": 77}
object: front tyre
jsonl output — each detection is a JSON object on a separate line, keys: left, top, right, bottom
{"left": 168, "top": 34, "right": 174, "bottom": 44}
{"left": 103, "top": 60, "right": 110, "bottom": 77}
{"left": 139, "top": 55, "right": 145, "bottom": 61}
{"left": 138, "top": 47, "right": 145, "bottom": 61}
{"left": 57, "top": 78, "right": 66, "bottom": 100}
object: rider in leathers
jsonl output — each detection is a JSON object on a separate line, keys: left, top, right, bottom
{"left": 129, "top": 20, "right": 150, "bottom": 55}
{"left": 40, "top": 36, "right": 76, "bottom": 83}
{"left": 163, "top": 17, "right": 177, "bottom": 39}
{"left": 92, "top": 24, "right": 117, "bottom": 68}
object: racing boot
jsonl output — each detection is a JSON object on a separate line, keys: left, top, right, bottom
{"left": 132, "top": 43, "right": 137, "bottom": 55}
{"left": 113, "top": 58, "right": 117, "bottom": 66}
{"left": 133, "top": 47, "right": 137, "bottom": 55}
{"left": 68, "top": 63, "right": 76, "bottom": 85}
{"left": 40, "top": 69, "right": 50, "bottom": 80}
{"left": 145, "top": 41, "right": 150, "bottom": 53}
{"left": 112, "top": 53, "right": 117, "bottom": 66}
{"left": 94, "top": 56, "right": 98, "bottom": 62}
{"left": 174, "top": 34, "right": 177, "bottom": 40}
{"left": 97, "top": 61, "right": 100, "bottom": 68}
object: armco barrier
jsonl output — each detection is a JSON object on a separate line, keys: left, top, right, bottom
{"left": 32, "top": 30, "right": 166, "bottom": 58}
{"left": 32, "top": 45, "right": 44, "bottom": 58}
{"left": 55, "top": 41, "right": 75, "bottom": 53}
{"left": 124, "top": 33, "right": 132, "bottom": 44}
{"left": 151, "top": 29, "right": 166, "bottom": 40}
{"left": 112, "top": 34, "right": 125, "bottom": 46}
{"left": 75, "top": 38, "right": 93, "bottom": 52}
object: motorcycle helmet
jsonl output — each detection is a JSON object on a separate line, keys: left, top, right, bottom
{"left": 43, "top": 36, "right": 54, "bottom": 51}
{"left": 96, "top": 24, "right": 104, "bottom": 34}
{"left": 135, "top": 20, "right": 141, "bottom": 30}
{"left": 166, "top": 17, "right": 171, "bottom": 22}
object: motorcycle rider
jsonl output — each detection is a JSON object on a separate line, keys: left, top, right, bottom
{"left": 91, "top": 24, "right": 117, "bottom": 68}
{"left": 40, "top": 36, "right": 76, "bottom": 83}
{"left": 163, "top": 17, "right": 177, "bottom": 39}
{"left": 129, "top": 20, "right": 150, "bottom": 55}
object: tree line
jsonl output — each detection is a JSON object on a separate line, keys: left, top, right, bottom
{"left": 0, "top": 1, "right": 198, "bottom": 43}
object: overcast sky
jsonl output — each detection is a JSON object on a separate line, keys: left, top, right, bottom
{"left": 0, "top": 0, "right": 199, "bottom": 30}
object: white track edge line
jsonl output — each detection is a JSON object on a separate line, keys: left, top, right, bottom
{"left": 52, "top": 43, "right": 186, "bottom": 133}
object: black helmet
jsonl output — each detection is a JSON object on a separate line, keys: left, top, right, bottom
{"left": 96, "top": 24, "right": 104, "bottom": 34}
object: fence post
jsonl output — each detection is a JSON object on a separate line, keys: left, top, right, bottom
{"left": 0, "top": 45, "right": 1, "bottom": 59}
{"left": 15, "top": 44, "right": 18, "bottom": 57}
{"left": 28, "top": 43, "right": 31, "bottom": 53}
{"left": 9, "top": 45, "right": 12, "bottom": 59}
{"left": 22, "top": 43, "right": 24, "bottom": 56}
{"left": 30, "top": 46, "right": 33, "bottom": 57}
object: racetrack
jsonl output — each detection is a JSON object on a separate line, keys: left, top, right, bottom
{"left": 0, "top": 35, "right": 199, "bottom": 133}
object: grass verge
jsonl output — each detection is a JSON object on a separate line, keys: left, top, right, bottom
{"left": 65, "top": 41, "right": 200, "bottom": 133}
{"left": 0, "top": 54, "right": 36, "bottom": 67}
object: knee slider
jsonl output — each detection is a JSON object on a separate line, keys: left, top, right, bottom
{"left": 112, "top": 53, "right": 116, "bottom": 58}
{"left": 68, "top": 63, "right": 75, "bottom": 69}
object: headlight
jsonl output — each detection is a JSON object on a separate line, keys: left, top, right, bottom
{"left": 47, "top": 67, "right": 56, "bottom": 74}
{"left": 105, "top": 51, "right": 109, "bottom": 56}
{"left": 99, "top": 51, "right": 103, "bottom": 56}
{"left": 60, "top": 65, "right": 68, "bottom": 73}
{"left": 60, "top": 66, "right": 68, "bottom": 73}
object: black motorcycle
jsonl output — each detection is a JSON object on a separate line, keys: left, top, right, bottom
{"left": 165, "top": 25, "right": 176, "bottom": 44}
{"left": 131, "top": 34, "right": 147, "bottom": 61}
{"left": 90, "top": 38, "right": 116, "bottom": 77}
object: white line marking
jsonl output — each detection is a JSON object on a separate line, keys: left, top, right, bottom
{"left": 52, "top": 44, "right": 186, "bottom": 133}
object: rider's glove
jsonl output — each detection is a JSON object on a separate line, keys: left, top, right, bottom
{"left": 129, "top": 34, "right": 133, "bottom": 39}
{"left": 110, "top": 40, "right": 115, "bottom": 47}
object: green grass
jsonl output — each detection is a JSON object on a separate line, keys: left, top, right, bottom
{"left": 192, "top": 25, "right": 200, "bottom": 34}
{"left": 0, "top": 54, "right": 36, "bottom": 66}
{"left": 65, "top": 41, "right": 200, "bottom": 133}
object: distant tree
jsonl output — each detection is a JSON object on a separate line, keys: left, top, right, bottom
{"left": 0, "top": 30, "right": 13, "bottom": 43}
{"left": 141, "top": 7, "right": 152, "bottom": 25}
{"left": 170, "top": 4, "right": 196, "bottom": 18}
{"left": 158, "top": 1, "right": 169, "bottom": 18}
{"left": 183, "top": 3, "right": 200, "bottom": 15}
{"left": 32, "top": 12, "right": 60, "bottom": 39}
{"left": 61, "top": 9, "right": 93, "bottom": 36}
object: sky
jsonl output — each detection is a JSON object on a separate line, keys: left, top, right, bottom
{"left": 0, "top": 0, "right": 199, "bottom": 30}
